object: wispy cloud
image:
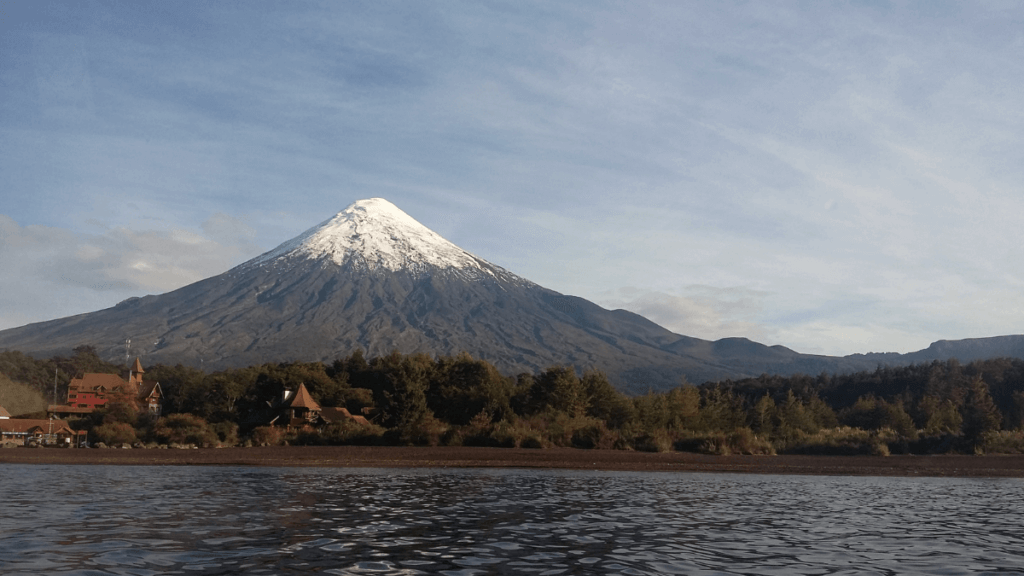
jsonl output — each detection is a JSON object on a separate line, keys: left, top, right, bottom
{"left": 2, "top": 1, "right": 1024, "bottom": 355}
{"left": 0, "top": 213, "right": 260, "bottom": 329}
{"left": 599, "top": 286, "right": 770, "bottom": 343}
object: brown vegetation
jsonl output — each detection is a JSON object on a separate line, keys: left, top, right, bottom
{"left": 0, "top": 374, "right": 47, "bottom": 416}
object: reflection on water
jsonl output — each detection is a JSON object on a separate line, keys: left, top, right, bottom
{"left": 1, "top": 464, "right": 1022, "bottom": 575}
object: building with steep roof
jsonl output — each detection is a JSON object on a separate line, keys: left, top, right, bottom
{"left": 128, "top": 357, "right": 163, "bottom": 415}
{"left": 63, "top": 373, "right": 131, "bottom": 411}
{"left": 267, "top": 383, "right": 370, "bottom": 431}
{"left": 127, "top": 357, "right": 147, "bottom": 386}
{"left": 269, "top": 383, "right": 322, "bottom": 429}
{"left": 48, "top": 358, "right": 162, "bottom": 418}
{"left": 137, "top": 381, "right": 162, "bottom": 415}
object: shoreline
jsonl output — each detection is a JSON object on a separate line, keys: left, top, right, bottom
{"left": 4, "top": 446, "right": 1024, "bottom": 477}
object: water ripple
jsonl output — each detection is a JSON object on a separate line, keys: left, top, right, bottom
{"left": 1, "top": 466, "right": 1022, "bottom": 575}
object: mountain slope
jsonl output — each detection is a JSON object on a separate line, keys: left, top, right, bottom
{"left": 1, "top": 199, "right": 1022, "bottom": 392}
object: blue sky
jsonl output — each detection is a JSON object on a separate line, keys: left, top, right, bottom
{"left": 2, "top": 1, "right": 1023, "bottom": 356}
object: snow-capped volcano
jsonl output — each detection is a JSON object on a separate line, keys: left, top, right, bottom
{"left": 0, "top": 198, "right": 909, "bottom": 392}
{"left": 256, "top": 198, "right": 517, "bottom": 281}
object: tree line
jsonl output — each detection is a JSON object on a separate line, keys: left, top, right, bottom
{"left": 3, "top": 347, "right": 1024, "bottom": 454}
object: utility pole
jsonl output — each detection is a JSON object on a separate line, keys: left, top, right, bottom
{"left": 125, "top": 338, "right": 132, "bottom": 379}
{"left": 49, "top": 368, "right": 58, "bottom": 446}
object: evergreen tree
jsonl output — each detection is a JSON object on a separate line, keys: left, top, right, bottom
{"left": 917, "top": 395, "right": 962, "bottom": 435}
{"left": 632, "top": 391, "right": 669, "bottom": 432}
{"left": 751, "top": 393, "right": 777, "bottom": 436}
{"left": 665, "top": 385, "right": 700, "bottom": 431}
{"left": 700, "top": 385, "right": 743, "bottom": 432}
{"left": 962, "top": 378, "right": 1002, "bottom": 446}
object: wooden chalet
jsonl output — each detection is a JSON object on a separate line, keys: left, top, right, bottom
{"left": 48, "top": 358, "right": 163, "bottom": 418}
{"left": 268, "top": 383, "right": 369, "bottom": 430}
{"left": 132, "top": 359, "right": 163, "bottom": 415}
{"left": 269, "top": 383, "right": 322, "bottom": 430}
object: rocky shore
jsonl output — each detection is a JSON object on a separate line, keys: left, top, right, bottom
{"left": 3, "top": 445, "right": 1024, "bottom": 477}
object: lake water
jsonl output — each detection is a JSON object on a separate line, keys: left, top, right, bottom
{"left": 1, "top": 465, "right": 1022, "bottom": 575}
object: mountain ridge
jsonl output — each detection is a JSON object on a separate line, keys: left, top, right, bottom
{"left": 1, "top": 199, "right": 1023, "bottom": 392}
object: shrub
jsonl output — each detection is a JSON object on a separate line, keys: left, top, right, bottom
{"left": 99, "top": 397, "right": 140, "bottom": 427}
{"left": 699, "top": 433, "right": 732, "bottom": 455}
{"left": 872, "top": 440, "right": 890, "bottom": 457}
{"left": 633, "top": 430, "right": 673, "bottom": 453}
{"left": 531, "top": 410, "right": 577, "bottom": 447}
{"left": 487, "top": 419, "right": 533, "bottom": 448}
{"left": 440, "top": 427, "right": 466, "bottom": 447}
{"left": 446, "top": 412, "right": 505, "bottom": 447}
{"left": 152, "top": 413, "right": 220, "bottom": 447}
{"left": 250, "top": 426, "right": 286, "bottom": 446}
{"left": 519, "top": 433, "right": 547, "bottom": 449}
{"left": 91, "top": 422, "right": 138, "bottom": 446}
{"left": 672, "top": 430, "right": 772, "bottom": 456}
{"left": 726, "top": 427, "right": 774, "bottom": 455}
{"left": 519, "top": 410, "right": 614, "bottom": 448}
{"left": 775, "top": 427, "right": 893, "bottom": 456}
{"left": 571, "top": 421, "right": 618, "bottom": 450}
{"left": 212, "top": 421, "right": 239, "bottom": 446}
{"left": 298, "top": 420, "right": 385, "bottom": 446}
{"left": 383, "top": 415, "right": 448, "bottom": 446}
{"left": 907, "top": 433, "right": 959, "bottom": 454}
{"left": 980, "top": 430, "right": 1024, "bottom": 454}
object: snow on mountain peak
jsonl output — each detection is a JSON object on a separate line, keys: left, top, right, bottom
{"left": 255, "top": 198, "right": 504, "bottom": 276}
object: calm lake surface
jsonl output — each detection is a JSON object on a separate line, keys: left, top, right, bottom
{"left": 1, "top": 465, "right": 1022, "bottom": 575}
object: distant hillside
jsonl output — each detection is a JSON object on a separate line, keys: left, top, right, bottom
{"left": 841, "top": 336, "right": 1024, "bottom": 370}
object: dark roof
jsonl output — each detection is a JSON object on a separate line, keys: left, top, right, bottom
{"left": 0, "top": 418, "right": 74, "bottom": 435}
{"left": 287, "top": 383, "right": 321, "bottom": 411}
{"left": 321, "top": 406, "right": 370, "bottom": 426}
{"left": 69, "top": 373, "right": 131, "bottom": 393}
{"left": 138, "top": 381, "right": 162, "bottom": 400}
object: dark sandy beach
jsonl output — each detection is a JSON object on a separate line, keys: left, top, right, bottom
{"left": 3, "top": 445, "right": 1024, "bottom": 477}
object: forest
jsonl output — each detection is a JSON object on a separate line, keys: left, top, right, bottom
{"left": 3, "top": 346, "right": 1024, "bottom": 455}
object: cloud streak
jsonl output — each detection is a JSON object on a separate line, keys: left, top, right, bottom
{"left": 600, "top": 286, "right": 770, "bottom": 344}
{"left": 2, "top": 1, "right": 1024, "bottom": 356}
{"left": 0, "top": 213, "right": 260, "bottom": 329}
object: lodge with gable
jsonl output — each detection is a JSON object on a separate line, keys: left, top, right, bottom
{"left": 48, "top": 358, "right": 163, "bottom": 419}
{"left": 268, "top": 382, "right": 369, "bottom": 430}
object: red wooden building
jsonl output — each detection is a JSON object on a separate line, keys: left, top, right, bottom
{"left": 48, "top": 358, "right": 163, "bottom": 419}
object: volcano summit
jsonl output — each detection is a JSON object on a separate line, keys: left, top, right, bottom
{"left": 254, "top": 198, "right": 523, "bottom": 281}
{"left": 0, "top": 199, "right": 890, "bottom": 391}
